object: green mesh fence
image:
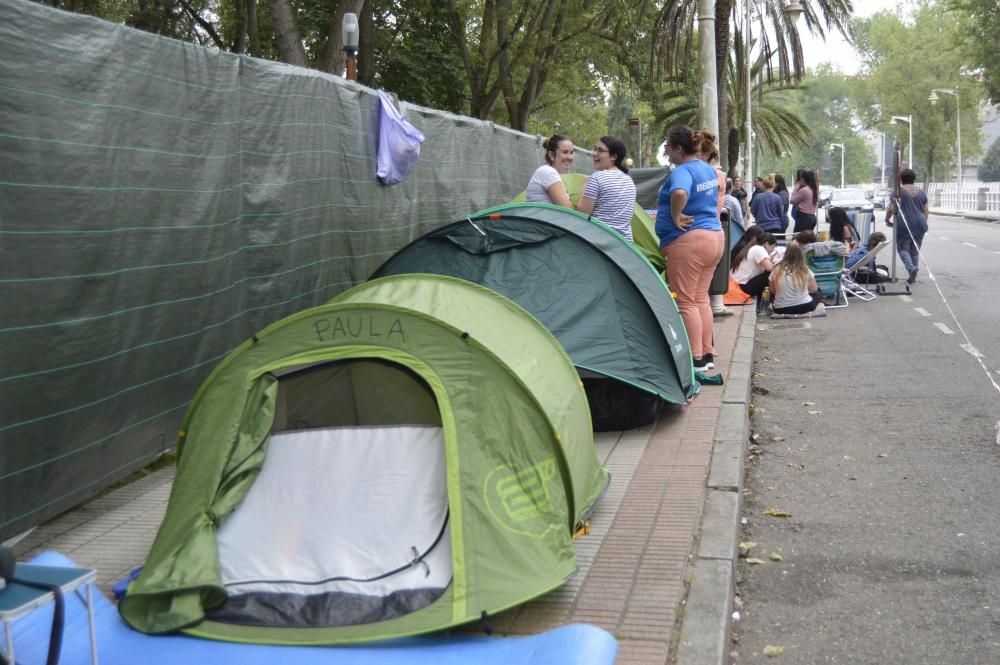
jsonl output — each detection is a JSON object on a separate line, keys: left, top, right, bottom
{"left": 0, "top": 0, "right": 592, "bottom": 540}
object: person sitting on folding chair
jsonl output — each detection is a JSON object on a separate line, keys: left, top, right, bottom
{"left": 768, "top": 242, "right": 821, "bottom": 315}
{"left": 846, "top": 232, "right": 887, "bottom": 269}
{"left": 827, "top": 207, "right": 860, "bottom": 250}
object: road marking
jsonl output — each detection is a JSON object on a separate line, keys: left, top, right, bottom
{"left": 900, "top": 295, "right": 913, "bottom": 302}
{"left": 963, "top": 242, "right": 977, "bottom": 248}
{"left": 939, "top": 236, "right": 950, "bottom": 241}
{"left": 961, "top": 343, "right": 984, "bottom": 359}
{"left": 914, "top": 307, "right": 931, "bottom": 317}
{"left": 934, "top": 322, "right": 955, "bottom": 335}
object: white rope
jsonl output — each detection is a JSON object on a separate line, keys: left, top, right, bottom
{"left": 893, "top": 192, "right": 1000, "bottom": 443}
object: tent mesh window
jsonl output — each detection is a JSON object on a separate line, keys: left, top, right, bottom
{"left": 210, "top": 359, "right": 451, "bottom": 628}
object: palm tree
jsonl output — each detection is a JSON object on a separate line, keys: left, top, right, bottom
{"left": 638, "top": 0, "right": 853, "bottom": 169}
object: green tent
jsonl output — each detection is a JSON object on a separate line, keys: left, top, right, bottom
{"left": 372, "top": 202, "right": 697, "bottom": 427}
{"left": 120, "top": 274, "right": 607, "bottom": 644}
{"left": 513, "top": 172, "right": 665, "bottom": 271}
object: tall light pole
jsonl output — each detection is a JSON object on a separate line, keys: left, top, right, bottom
{"left": 341, "top": 12, "right": 359, "bottom": 82}
{"left": 889, "top": 115, "right": 913, "bottom": 169}
{"left": 929, "top": 88, "right": 961, "bottom": 209}
{"left": 830, "top": 143, "right": 845, "bottom": 188}
{"left": 744, "top": 1, "right": 803, "bottom": 184}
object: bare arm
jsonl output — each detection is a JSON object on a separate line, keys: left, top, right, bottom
{"left": 547, "top": 181, "right": 572, "bottom": 208}
{"left": 670, "top": 189, "right": 693, "bottom": 229}
{"left": 760, "top": 257, "right": 774, "bottom": 272}
{"left": 577, "top": 177, "right": 594, "bottom": 214}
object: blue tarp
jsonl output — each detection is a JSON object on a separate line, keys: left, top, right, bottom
{"left": 4, "top": 553, "right": 617, "bottom": 665}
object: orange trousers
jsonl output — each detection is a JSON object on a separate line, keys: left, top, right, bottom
{"left": 662, "top": 229, "right": 725, "bottom": 360}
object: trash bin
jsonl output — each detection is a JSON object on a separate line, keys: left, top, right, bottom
{"left": 709, "top": 209, "right": 731, "bottom": 296}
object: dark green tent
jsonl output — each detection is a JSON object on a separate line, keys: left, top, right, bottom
{"left": 372, "top": 202, "right": 697, "bottom": 426}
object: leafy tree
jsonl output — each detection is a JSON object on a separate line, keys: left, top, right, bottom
{"left": 980, "top": 137, "right": 1000, "bottom": 182}
{"left": 944, "top": 0, "right": 1000, "bottom": 103}
{"left": 854, "top": 3, "right": 984, "bottom": 184}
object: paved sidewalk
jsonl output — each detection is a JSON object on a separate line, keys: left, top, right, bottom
{"left": 10, "top": 307, "right": 756, "bottom": 665}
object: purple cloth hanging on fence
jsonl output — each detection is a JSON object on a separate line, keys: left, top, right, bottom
{"left": 376, "top": 90, "right": 425, "bottom": 186}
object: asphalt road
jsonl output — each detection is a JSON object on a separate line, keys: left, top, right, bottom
{"left": 733, "top": 214, "right": 1000, "bottom": 664}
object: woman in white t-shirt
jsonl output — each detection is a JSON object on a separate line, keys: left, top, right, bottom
{"left": 730, "top": 232, "right": 777, "bottom": 297}
{"left": 525, "top": 134, "right": 575, "bottom": 207}
{"left": 768, "top": 242, "right": 820, "bottom": 314}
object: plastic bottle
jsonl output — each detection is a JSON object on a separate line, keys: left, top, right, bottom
{"left": 760, "top": 287, "right": 770, "bottom": 314}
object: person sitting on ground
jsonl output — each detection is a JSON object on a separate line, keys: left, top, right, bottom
{"left": 846, "top": 231, "right": 887, "bottom": 269}
{"left": 749, "top": 174, "right": 786, "bottom": 233}
{"left": 768, "top": 242, "right": 821, "bottom": 315}
{"left": 730, "top": 225, "right": 764, "bottom": 265}
{"left": 794, "top": 230, "right": 849, "bottom": 257}
{"left": 525, "top": 133, "right": 575, "bottom": 207}
{"left": 731, "top": 232, "right": 777, "bottom": 298}
{"left": 827, "top": 207, "right": 859, "bottom": 250}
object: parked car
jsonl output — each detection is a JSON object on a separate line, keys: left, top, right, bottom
{"left": 818, "top": 185, "right": 834, "bottom": 207}
{"left": 871, "top": 187, "right": 889, "bottom": 209}
{"left": 825, "top": 188, "right": 875, "bottom": 216}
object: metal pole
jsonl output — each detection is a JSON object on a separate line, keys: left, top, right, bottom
{"left": 638, "top": 122, "right": 643, "bottom": 168}
{"left": 907, "top": 116, "right": 913, "bottom": 170}
{"left": 880, "top": 132, "right": 886, "bottom": 188}
{"left": 744, "top": 0, "right": 753, "bottom": 185}
{"left": 956, "top": 91, "right": 962, "bottom": 210}
{"left": 841, "top": 147, "right": 845, "bottom": 188}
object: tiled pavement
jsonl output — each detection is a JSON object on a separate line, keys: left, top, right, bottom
{"left": 10, "top": 306, "right": 754, "bottom": 665}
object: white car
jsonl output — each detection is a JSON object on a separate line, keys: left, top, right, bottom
{"left": 825, "top": 188, "right": 875, "bottom": 215}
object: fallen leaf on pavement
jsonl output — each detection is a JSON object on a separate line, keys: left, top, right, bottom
{"left": 772, "top": 436, "right": 785, "bottom": 442}
{"left": 763, "top": 508, "right": 792, "bottom": 517}
{"left": 769, "top": 552, "right": 784, "bottom": 561}
{"left": 763, "top": 645, "right": 785, "bottom": 657}
{"left": 801, "top": 401, "right": 815, "bottom": 406}
{"left": 746, "top": 557, "right": 768, "bottom": 565}
{"left": 807, "top": 410, "right": 822, "bottom": 415}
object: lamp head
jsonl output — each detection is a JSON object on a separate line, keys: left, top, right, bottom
{"left": 342, "top": 12, "right": 359, "bottom": 52}
{"left": 784, "top": 1, "right": 804, "bottom": 21}
{"left": 928, "top": 91, "right": 939, "bottom": 105}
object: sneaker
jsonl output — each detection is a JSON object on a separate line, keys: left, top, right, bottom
{"left": 703, "top": 353, "right": 716, "bottom": 370}
{"left": 693, "top": 357, "right": 710, "bottom": 371}
{"left": 907, "top": 267, "right": 918, "bottom": 284}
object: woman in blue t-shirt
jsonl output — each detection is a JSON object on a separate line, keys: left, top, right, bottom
{"left": 655, "top": 126, "right": 725, "bottom": 372}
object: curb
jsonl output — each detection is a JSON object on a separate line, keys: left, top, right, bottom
{"left": 676, "top": 306, "right": 755, "bottom": 665}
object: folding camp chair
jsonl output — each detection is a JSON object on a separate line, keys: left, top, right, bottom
{"left": 842, "top": 240, "right": 891, "bottom": 302}
{"left": 806, "top": 251, "right": 847, "bottom": 308}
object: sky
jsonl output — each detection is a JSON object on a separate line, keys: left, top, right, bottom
{"left": 800, "top": 0, "right": 905, "bottom": 75}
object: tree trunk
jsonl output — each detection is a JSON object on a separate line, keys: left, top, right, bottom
{"left": 268, "top": 0, "right": 308, "bottom": 68}
{"left": 715, "top": 0, "right": 732, "bottom": 172}
{"left": 317, "top": 0, "right": 366, "bottom": 75}
{"left": 358, "top": 0, "right": 375, "bottom": 86}
{"left": 247, "top": 0, "right": 261, "bottom": 57}
{"left": 233, "top": 0, "right": 247, "bottom": 53}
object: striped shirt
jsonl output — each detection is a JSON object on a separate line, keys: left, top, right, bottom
{"left": 582, "top": 169, "right": 636, "bottom": 240}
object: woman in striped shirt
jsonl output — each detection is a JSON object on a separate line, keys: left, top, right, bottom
{"left": 577, "top": 136, "right": 637, "bottom": 241}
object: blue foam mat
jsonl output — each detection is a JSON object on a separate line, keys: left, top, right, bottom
{"left": 3, "top": 553, "right": 617, "bottom": 665}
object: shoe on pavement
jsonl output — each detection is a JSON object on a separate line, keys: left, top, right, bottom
{"left": 693, "top": 357, "right": 710, "bottom": 371}
{"left": 703, "top": 353, "right": 716, "bottom": 370}
{"left": 907, "top": 267, "right": 918, "bottom": 284}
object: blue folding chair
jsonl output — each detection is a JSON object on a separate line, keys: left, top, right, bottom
{"left": 806, "top": 251, "right": 847, "bottom": 308}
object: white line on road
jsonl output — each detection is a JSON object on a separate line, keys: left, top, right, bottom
{"left": 914, "top": 307, "right": 931, "bottom": 317}
{"left": 934, "top": 322, "right": 955, "bottom": 335}
{"left": 963, "top": 242, "right": 977, "bottom": 248}
{"left": 901, "top": 295, "right": 914, "bottom": 302}
{"left": 939, "top": 236, "right": 950, "bottom": 241}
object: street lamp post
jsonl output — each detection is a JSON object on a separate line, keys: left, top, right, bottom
{"left": 744, "top": 1, "right": 803, "bottom": 184}
{"left": 929, "top": 88, "right": 961, "bottom": 210}
{"left": 829, "top": 143, "right": 845, "bottom": 188}
{"left": 889, "top": 115, "right": 913, "bottom": 169}
{"left": 341, "top": 12, "right": 359, "bottom": 82}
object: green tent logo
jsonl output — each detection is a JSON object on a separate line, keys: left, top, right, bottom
{"left": 485, "top": 458, "right": 561, "bottom": 537}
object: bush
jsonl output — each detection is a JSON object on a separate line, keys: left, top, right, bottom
{"left": 980, "top": 136, "right": 1000, "bottom": 182}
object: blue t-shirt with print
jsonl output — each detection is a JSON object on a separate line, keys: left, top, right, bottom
{"left": 655, "top": 160, "right": 721, "bottom": 248}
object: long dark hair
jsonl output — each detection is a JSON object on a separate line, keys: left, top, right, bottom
{"left": 827, "top": 207, "right": 858, "bottom": 243}
{"left": 732, "top": 232, "right": 776, "bottom": 269}
{"left": 799, "top": 170, "right": 818, "bottom": 204}
{"left": 600, "top": 135, "right": 629, "bottom": 173}
{"left": 730, "top": 225, "right": 764, "bottom": 265}
{"left": 773, "top": 174, "right": 789, "bottom": 195}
